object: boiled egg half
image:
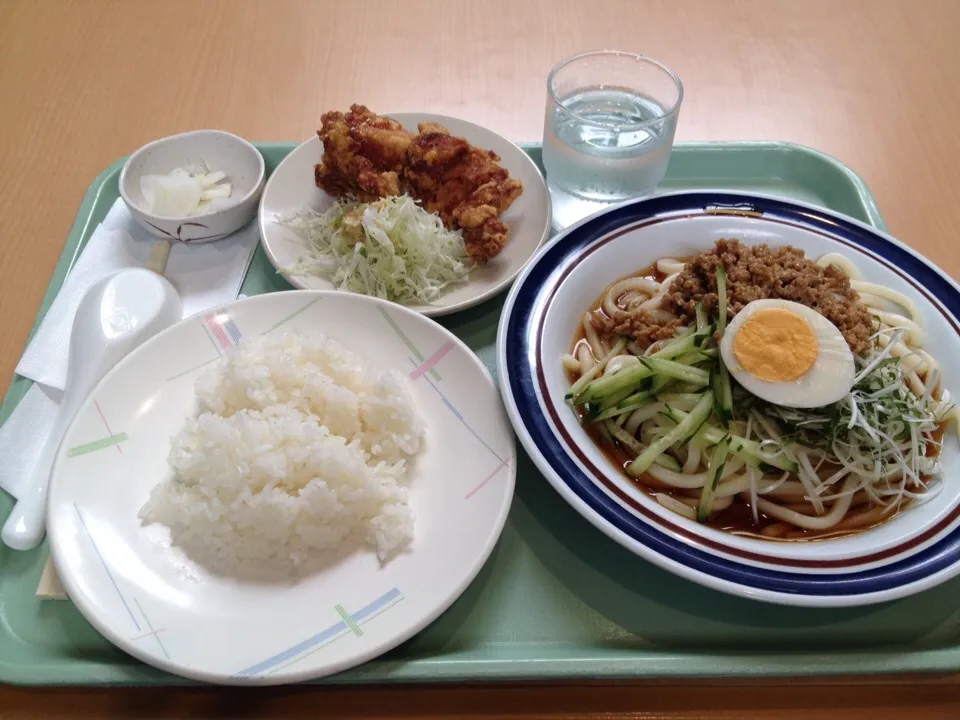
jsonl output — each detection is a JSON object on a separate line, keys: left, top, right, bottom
{"left": 719, "top": 298, "right": 855, "bottom": 408}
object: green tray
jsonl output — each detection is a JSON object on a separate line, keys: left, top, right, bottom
{"left": 6, "top": 142, "right": 959, "bottom": 687}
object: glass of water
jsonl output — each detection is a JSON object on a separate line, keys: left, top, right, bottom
{"left": 542, "top": 51, "right": 684, "bottom": 229}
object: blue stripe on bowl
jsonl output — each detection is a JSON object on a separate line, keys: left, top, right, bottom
{"left": 502, "top": 191, "right": 960, "bottom": 599}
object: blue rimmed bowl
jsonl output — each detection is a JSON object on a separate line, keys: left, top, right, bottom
{"left": 496, "top": 190, "right": 960, "bottom": 607}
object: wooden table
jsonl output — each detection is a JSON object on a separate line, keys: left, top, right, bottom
{"left": 2, "top": 0, "right": 960, "bottom": 716}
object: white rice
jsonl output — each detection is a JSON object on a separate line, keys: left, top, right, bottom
{"left": 139, "top": 331, "right": 425, "bottom": 574}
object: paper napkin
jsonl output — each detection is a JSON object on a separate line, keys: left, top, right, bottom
{"left": 16, "top": 200, "right": 258, "bottom": 391}
{"left": 0, "top": 198, "right": 259, "bottom": 597}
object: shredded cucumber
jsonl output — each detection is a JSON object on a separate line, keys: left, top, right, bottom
{"left": 713, "top": 364, "right": 734, "bottom": 427}
{"left": 712, "top": 264, "right": 734, "bottom": 426}
{"left": 577, "top": 363, "right": 654, "bottom": 405}
{"left": 698, "top": 434, "right": 732, "bottom": 522}
{"left": 568, "top": 339, "right": 628, "bottom": 400}
{"left": 627, "top": 392, "right": 714, "bottom": 476}
{"left": 605, "top": 421, "right": 682, "bottom": 471}
{"left": 716, "top": 264, "right": 729, "bottom": 335}
{"left": 662, "top": 406, "right": 799, "bottom": 473}
{"left": 695, "top": 301, "right": 708, "bottom": 333}
{"left": 639, "top": 358, "right": 711, "bottom": 386}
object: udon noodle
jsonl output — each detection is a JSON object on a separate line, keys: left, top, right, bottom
{"left": 564, "top": 241, "right": 957, "bottom": 541}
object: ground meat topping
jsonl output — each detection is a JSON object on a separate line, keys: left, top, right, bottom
{"left": 592, "top": 310, "right": 681, "bottom": 349}
{"left": 662, "top": 239, "right": 875, "bottom": 354}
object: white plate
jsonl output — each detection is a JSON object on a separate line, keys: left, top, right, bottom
{"left": 498, "top": 190, "right": 960, "bottom": 607}
{"left": 47, "top": 291, "right": 515, "bottom": 684}
{"left": 258, "top": 113, "right": 551, "bottom": 316}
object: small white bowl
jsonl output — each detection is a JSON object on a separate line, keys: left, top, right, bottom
{"left": 119, "top": 130, "right": 265, "bottom": 244}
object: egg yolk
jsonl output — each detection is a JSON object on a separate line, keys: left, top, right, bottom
{"left": 732, "top": 308, "right": 818, "bottom": 382}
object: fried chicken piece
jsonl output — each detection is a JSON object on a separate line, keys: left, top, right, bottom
{"left": 452, "top": 180, "right": 521, "bottom": 260}
{"left": 404, "top": 132, "right": 523, "bottom": 262}
{"left": 314, "top": 105, "right": 413, "bottom": 201}
{"left": 313, "top": 105, "right": 524, "bottom": 262}
{"left": 417, "top": 121, "right": 451, "bottom": 135}
{"left": 402, "top": 128, "right": 470, "bottom": 204}
{"left": 455, "top": 205, "right": 512, "bottom": 262}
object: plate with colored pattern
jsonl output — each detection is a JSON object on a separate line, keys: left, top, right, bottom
{"left": 46, "top": 291, "right": 515, "bottom": 685}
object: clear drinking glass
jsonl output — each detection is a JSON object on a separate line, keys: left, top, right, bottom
{"left": 542, "top": 51, "right": 684, "bottom": 229}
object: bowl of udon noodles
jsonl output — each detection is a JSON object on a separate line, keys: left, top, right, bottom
{"left": 497, "top": 190, "right": 960, "bottom": 607}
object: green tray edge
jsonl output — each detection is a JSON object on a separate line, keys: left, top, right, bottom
{"left": 7, "top": 141, "right": 954, "bottom": 688}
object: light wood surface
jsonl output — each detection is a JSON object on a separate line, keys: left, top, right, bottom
{"left": 2, "top": 0, "right": 960, "bottom": 717}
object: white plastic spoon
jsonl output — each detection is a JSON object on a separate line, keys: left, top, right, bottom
{"left": 2, "top": 268, "right": 182, "bottom": 551}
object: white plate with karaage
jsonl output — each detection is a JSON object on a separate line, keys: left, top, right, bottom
{"left": 258, "top": 110, "right": 551, "bottom": 317}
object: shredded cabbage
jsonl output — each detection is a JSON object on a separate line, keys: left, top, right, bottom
{"left": 282, "top": 196, "right": 473, "bottom": 304}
